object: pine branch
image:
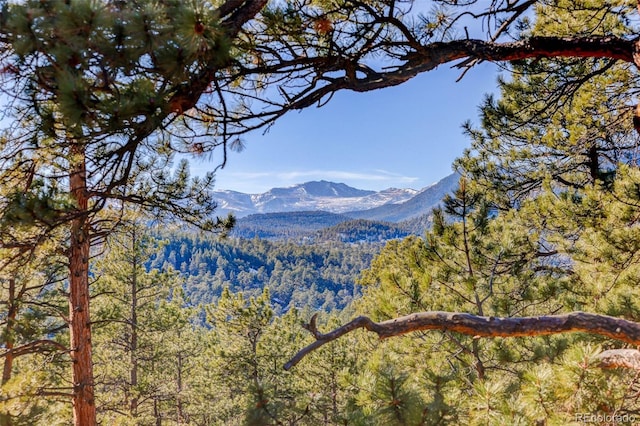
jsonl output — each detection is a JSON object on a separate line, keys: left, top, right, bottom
{"left": 284, "top": 36, "right": 635, "bottom": 112}
{"left": 1, "top": 339, "right": 69, "bottom": 358}
{"left": 285, "top": 311, "right": 640, "bottom": 370}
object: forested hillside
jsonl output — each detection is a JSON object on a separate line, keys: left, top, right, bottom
{"left": 230, "top": 211, "right": 352, "bottom": 239}
{"left": 231, "top": 211, "right": 416, "bottom": 241}
{"left": 154, "top": 231, "right": 380, "bottom": 312}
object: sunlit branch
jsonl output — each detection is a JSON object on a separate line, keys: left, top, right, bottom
{"left": 285, "top": 311, "right": 640, "bottom": 370}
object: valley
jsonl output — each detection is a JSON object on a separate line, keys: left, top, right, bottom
{"left": 154, "top": 173, "right": 458, "bottom": 312}
{"left": 216, "top": 173, "right": 458, "bottom": 240}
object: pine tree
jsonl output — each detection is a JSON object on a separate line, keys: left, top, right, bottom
{"left": 0, "top": 2, "right": 243, "bottom": 423}
{"left": 3, "top": 1, "right": 640, "bottom": 424}
{"left": 0, "top": 252, "right": 68, "bottom": 426}
{"left": 286, "top": 3, "right": 640, "bottom": 422}
{"left": 0, "top": 186, "right": 67, "bottom": 425}
{"left": 199, "top": 289, "right": 360, "bottom": 424}
{"left": 91, "top": 219, "right": 192, "bottom": 424}
{"left": 457, "top": 1, "right": 638, "bottom": 209}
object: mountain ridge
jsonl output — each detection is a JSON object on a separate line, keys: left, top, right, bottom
{"left": 214, "top": 175, "right": 454, "bottom": 220}
{"left": 345, "top": 173, "right": 460, "bottom": 222}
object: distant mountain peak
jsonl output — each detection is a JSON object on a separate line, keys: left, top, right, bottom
{"left": 213, "top": 174, "right": 457, "bottom": 220}
{"left": 292, "top": 180, "right": 375, "bottom": 198}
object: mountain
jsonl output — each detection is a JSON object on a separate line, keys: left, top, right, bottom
{"left": 213, "top": 180, "right": 418, "bottom": 217}
{"left": 215, "top": 174, "right": 459, "bottom": 241}
{"left": 345, "top": 173, "right": 459, "bottom": 222}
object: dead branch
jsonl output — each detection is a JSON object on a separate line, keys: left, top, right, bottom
{"left": 284, "top": 311, "right": 640, "bottom": 370}
{"left": 1, "top": 339, "right": 69, "bottom": 358}
{"left": 597, "top": 349, "right": 640, "bottom": 370}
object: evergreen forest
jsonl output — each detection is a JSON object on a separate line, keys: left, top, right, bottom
{"left": 4, "top": 1, "right": 640, "bottom": 425}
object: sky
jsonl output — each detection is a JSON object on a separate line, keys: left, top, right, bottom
{"left": 190, "top": 62, "right": 501, "bottom": 194}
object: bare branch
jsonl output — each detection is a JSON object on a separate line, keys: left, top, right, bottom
{"left": 220, "top": 35, "right": 636, "bottom": 137}
{"left": 1, "top": 339, "right": 69, "bottom": 358}
{"left": 285, "top": 311, "right": 640, "bottom": 370}
{"left": 597, "top": 349, "right": 640, "bottom": 370}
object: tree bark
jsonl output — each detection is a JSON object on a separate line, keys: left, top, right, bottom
{"left": 68, "top": 144, "right": 96, "bottom": 425}
{"left": 597, "top": 349, "right": 640, "bottom": 370}
{"left": 272, "top": 36, "right": 637, "bottom": 114}
{"left": 2, "top": 279, "right": 16, "bottom": 386}
{"left": 285, "top": 311, "right": 640, "bottom": 370}
{"left": 130, "top": 229, "right": 139, "bottom": 418}
{"left": 0, "top": 279, "right": 16, "bottom": 426}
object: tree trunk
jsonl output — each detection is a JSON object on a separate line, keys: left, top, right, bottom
{"left": 130, "top": 229, "right": 139, "bottom": 418}
{"left": 68, "top": 145, "right": 96, "bottom": 425}
{"left": 2, "top": 279, "right": 16, "bottom": 386}
{"left": 154, "top": 398, "right": 162, "bottom": 426}
{"left": 0, "top": 279, "right": 16, "bottom": 426}
{"left": 176, "top": 345, "right": 184, "bottom": 425}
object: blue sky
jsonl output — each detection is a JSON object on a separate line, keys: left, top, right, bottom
{"left": 190, "top": 62, "right": 500, "bottom": 194}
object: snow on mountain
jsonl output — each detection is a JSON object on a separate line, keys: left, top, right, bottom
{"left": 213, "top": 190, "right": 257, "bottom": 216}
{"left": 213, "top": 180, "right": 419, "bottom": 218}
{"left": 346, "top": 173, "right": 459, "bottom": 222}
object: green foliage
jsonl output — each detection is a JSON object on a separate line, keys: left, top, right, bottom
{"left": 0, "top": 365, "right": 71, "bottom": 426}
{"left": 0, "top": 0, "right": 236, "bottom": 234}
{"left": 155, "top": 230, "right": 379, "bottom": 312}
{"left": 1, "top": 184, "right": 74, "bottom": 229}
{"left": 91, "top": 219, "right": 200, "bottom": 424}
{"left": 552, "top": 166, "right": 640, "bottom": 319}
{"left": 352, "top": 171, "right": 640, "bottom": 421}
{"left": 354, "top": 349, "right": 428, "bottom": 425}
{"left": 458, "top": 38, "right": 636, "bottom": 209}
{"left": 5, "top": 1, "right": 640, "bottom": 424}
{"left": 0, "top": 236, "right": 67, "bottom": 425}
{"left": 349, "top": 4, "right": 640, "bottom": 423}
{"left": 201, "top": 290, "right": 367, "bottom": 425}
